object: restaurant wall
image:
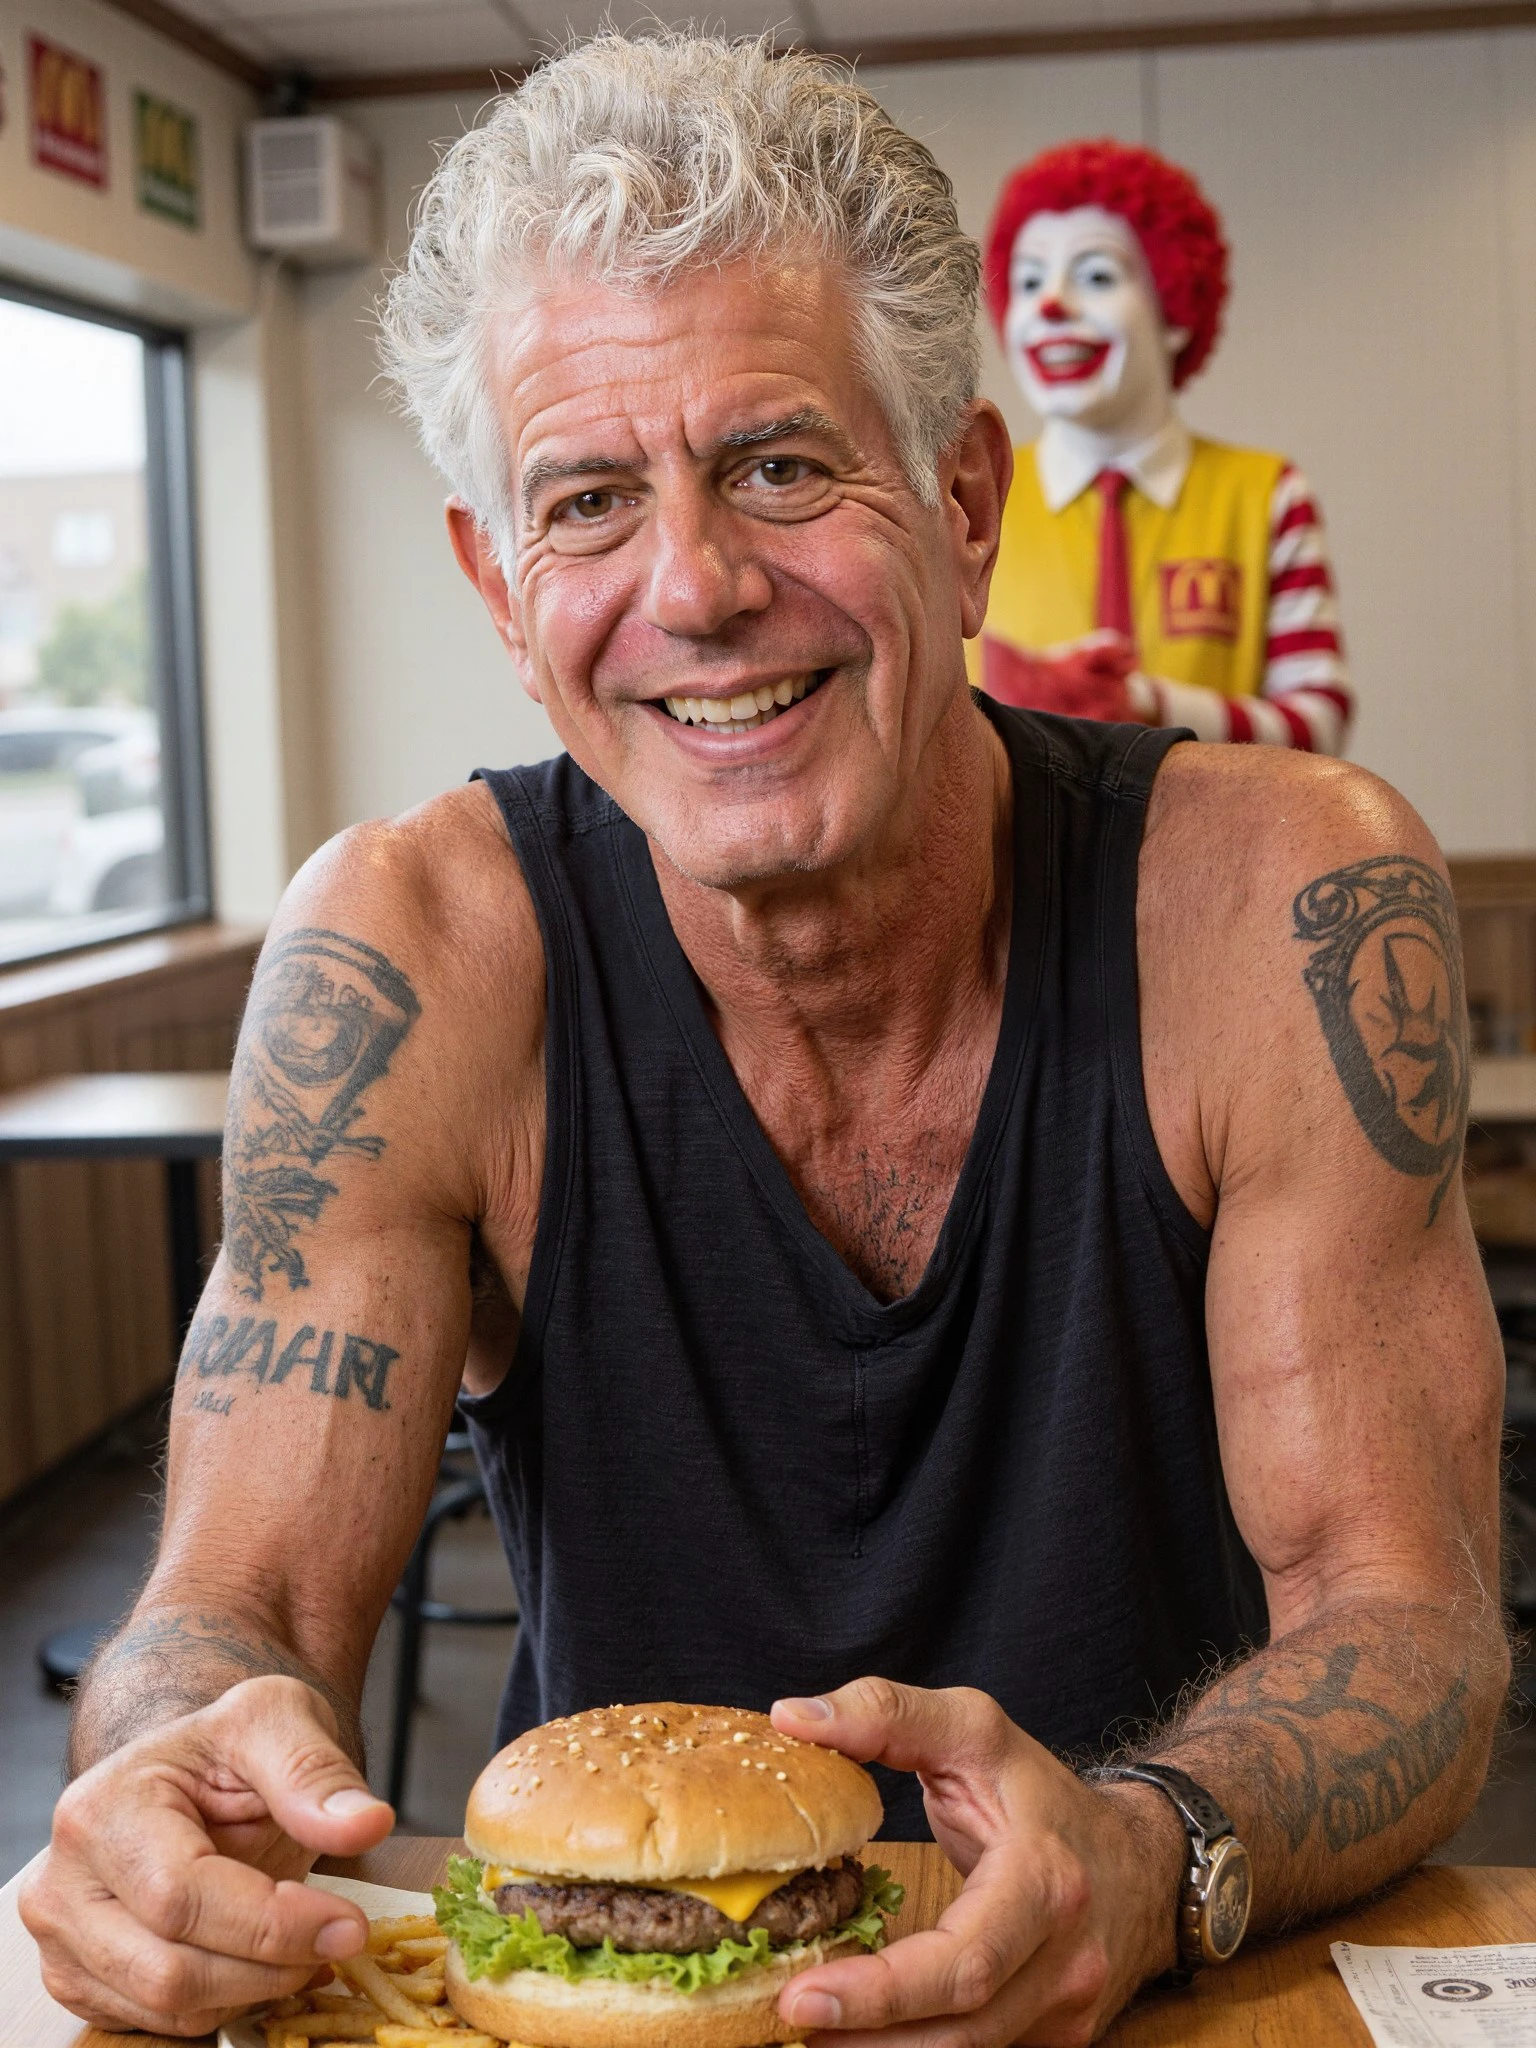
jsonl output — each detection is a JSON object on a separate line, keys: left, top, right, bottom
{"left": 292, "top": 30, "right": 1536, "bottom": 856}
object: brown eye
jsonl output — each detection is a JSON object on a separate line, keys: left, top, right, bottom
{"left": 568, "top": 490, "right": 613, "bottom": 520}
{"left": 754, "top": 458, "right": 803, "bottom": 486}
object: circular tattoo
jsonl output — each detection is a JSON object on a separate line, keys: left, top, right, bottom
{"left": 1292, "top": 856, "right": 1468, "bottom": 1226}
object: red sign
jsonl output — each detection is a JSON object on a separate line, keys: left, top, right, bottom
{"left": 1160, "top": 558, "right": 1242, "bottom": 643}
{"left": 30, "top": 36, "right": 107, "bottom": 189}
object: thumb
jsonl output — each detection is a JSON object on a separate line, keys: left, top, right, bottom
{"left": 772, "top": 1678, "right": 1013, "bottom": 1777}
{"left": 213, "top": 1675, "right": 395, "bottom": 1855}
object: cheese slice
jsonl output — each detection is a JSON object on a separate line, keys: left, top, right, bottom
{"left": 483, "top": 1866, "right": 802, "bottom": 1922}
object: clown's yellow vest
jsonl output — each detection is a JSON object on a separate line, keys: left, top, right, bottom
{"left": 977, "top": 436, "right": 1285, "bottom": 699}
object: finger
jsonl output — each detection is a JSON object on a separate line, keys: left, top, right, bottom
{"left": 772, "top": 1678, "right": 1015, "bottom": 1778}
{"left": 210, "top": 1674, "right": 395, "bottom": 1857}
{"left": 57, "top": 1770, "right": 369, "bottom": 1969}
{"left": 43, "top": 1890, "right": 313, "bottom": 2035}
{"left": 781, "top": 1847, "right": 1052, "bottom": 2033}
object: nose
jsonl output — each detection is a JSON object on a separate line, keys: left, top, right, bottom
{"left": 1039, "top": 294, "right": 1073, "bottom": 324}
{"left": 640, "top": 494, "right": 772, "bottom": 639}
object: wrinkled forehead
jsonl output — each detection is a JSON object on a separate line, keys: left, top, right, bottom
{"left": 1010, "top": 205, "right": 1149, "bottom": 278}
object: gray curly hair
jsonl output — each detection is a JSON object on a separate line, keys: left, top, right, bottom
{"left": 378, "top": 30, "right": 981, "bottom": 557}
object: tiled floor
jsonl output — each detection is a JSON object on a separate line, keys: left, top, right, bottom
{"left": 2, "top": 1407, "right": 1534, "bottom": 1885}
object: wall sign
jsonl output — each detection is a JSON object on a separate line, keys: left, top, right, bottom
{"left": 29, "top": 35, "right": 107, "bottom": 189}
{"left": 135, "top": 90, "right": 198, "bottom": 227}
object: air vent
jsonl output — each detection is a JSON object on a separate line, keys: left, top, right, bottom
{"left": 245, "top": 117, "right": 378, "bottom": 268}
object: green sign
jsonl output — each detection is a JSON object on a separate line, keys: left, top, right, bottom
{"left": 135, "top": 90, "right": 198, "bottom": 228}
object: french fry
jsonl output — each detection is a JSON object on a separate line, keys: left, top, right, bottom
{"left": 373, "top": 2030, "right": 500, "bottom": 2048}
{"left": 262, "top": 2011, "right": 383, "bottom": 2040}
{"left": 336, "top": 1952, "right": 432, "bottom": 2026}
{"left": 394, "top": 1936, "right": 450, "bottom": 1961}
{"left": 365, "top": 1914, "right": 442, "bottom": 1951}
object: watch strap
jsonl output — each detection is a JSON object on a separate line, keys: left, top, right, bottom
{"left": 1087, "top": 1760, "right": 1235, "bottom": 1851}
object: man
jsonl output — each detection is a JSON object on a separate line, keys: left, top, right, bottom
{"left": 978, "top": 140, "right": 1354, "bottom": 752}
{"left": 22, "top": 31, "right": 1504, "bottom": 2047}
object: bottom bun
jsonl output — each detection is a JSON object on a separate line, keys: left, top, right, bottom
{"left": 445, "top": 1932, "right": 860, "bottom": 2048}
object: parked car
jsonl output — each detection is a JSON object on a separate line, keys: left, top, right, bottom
{"left": 0, "top": 706, "right": 163, "bottom": 920}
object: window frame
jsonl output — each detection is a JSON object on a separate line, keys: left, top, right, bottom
{"left": 0, "top": 274, "right": 211, "bottom": 969}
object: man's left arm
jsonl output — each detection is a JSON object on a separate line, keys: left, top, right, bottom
{"left": 770, "top": 763, "right": 1508, "bottom": 2045}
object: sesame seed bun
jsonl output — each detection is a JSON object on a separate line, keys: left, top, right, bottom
{"left": 464, "top": 1703, "right": 883, "bottom": 1883}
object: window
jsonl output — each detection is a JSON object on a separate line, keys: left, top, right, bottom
{"left": 0, "top": 283, "right": 208, "bottom": 967}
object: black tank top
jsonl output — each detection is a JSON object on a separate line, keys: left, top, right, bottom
{"left": 463, "top": 701, "right": 1265, "bottom": 1838}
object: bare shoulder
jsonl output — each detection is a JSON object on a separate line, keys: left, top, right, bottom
{"left": 228, "top": 781, "right": 545, "bottom": 1271}
{"left": 1137, "top": 742, "right": 1464, "bottom": 1224}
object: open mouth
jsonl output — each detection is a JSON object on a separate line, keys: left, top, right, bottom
{"left": 1026, "top": 338, "right": 1110, "bottom": 384}
{"left": 660, "top": 669, "right": 832, "bottom": 735}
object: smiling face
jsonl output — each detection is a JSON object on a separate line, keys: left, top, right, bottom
{"left": 1002, "top": 206, "right": 1186, "bottom": 434}
{"left": 449, "top": 262, "right": 1002, "bottom": 893}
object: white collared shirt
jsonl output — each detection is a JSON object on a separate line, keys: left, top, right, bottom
{"left": 1033, "top": 415, "right": 1193, "bottom": 513}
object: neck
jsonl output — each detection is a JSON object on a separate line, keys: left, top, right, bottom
{"left": 650, "top": 690, "right": 1013, "bottom": 1066}
{"left": 1039, "top": 391, "right": 1179, "bottom": 475}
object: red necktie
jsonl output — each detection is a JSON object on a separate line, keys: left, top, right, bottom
{"left": 1093, "top": 468, "right": 1135, "bottom": 646}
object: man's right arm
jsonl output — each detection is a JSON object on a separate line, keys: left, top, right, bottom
{"left": 22, "top": 793, "right": 542, "bottom": 2034}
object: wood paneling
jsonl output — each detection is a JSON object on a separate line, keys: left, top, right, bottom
{"left": 0, "top": 925, "right": 261, "bottom": 1503}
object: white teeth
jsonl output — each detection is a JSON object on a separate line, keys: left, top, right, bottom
{"left": 661, "top": 672, "right": 825, "bottom": 729}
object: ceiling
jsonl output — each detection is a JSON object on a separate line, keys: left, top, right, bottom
{"left": 132, "top": 0, "right": 1536, "bottom": 87}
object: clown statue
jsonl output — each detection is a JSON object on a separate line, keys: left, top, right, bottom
{"left": 978, "top": 140, "right": 1352, "bottom": 751}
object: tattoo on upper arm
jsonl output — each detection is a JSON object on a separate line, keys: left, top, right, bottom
{"left": 1190, "top": 1643, "right": 1468, "bottom": 1853}
{"left": 178, "top": 1309, "right": 399, "bottom": 1417}
{"left": 226, "top": 929, "right": 420, "bottom": 1298}
{"left": 1292, "top": 856, "right": 1469, "bottom": 1225}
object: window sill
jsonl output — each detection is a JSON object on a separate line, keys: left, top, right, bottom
{"left": 0, "top": 920, "right": 264, "bottom": 1022}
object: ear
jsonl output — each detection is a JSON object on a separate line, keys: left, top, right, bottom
{"left": 444, "top": 499, "right": 542, "bottom": 703}
{"left": 939, "top": 401, "right": 1013, "bottom": 640}
{"left": 1163, "top": 323, "right": 1192, "bottom": 361}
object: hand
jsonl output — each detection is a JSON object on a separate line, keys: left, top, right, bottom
{"left": 20, "top": 1674, "right": 395, "bottom": 2037}
{"left": 982, "top": 632, "right": 1144, "bottom": 723}
{"left": 770, "top": 1679, "right": 1186, "bottom": 2046}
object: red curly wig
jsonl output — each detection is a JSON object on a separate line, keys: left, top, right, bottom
{"left": 984, "top": 140, "right": 1229, "bottom": 389}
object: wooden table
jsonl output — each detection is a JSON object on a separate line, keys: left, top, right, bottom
{"left": 0, "top": 1070, "right": 228, "bottom": 1340}
{"left": 4, "top": 1838, "right": 1536, "bottom": 2046}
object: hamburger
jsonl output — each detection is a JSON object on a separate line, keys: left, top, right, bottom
{"left": 434, "top": 1702, "right": 904, "bottom": 2048}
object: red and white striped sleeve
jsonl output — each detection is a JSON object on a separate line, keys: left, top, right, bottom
{"left": 1145, "top": 464, "right": 1354, "bottom": 753}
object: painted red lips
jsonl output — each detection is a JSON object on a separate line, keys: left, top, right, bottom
{"left": 1025, "top": 338, "right": 1111, "bottom": 385}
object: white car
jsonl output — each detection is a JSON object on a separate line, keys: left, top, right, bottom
{"left": 0, "top": 706, "right": 164, "bottom": 921}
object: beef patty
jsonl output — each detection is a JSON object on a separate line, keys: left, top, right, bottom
{"left": 491, "top": 1858, "right": 866, "bottom": 1954}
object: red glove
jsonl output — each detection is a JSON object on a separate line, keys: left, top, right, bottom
{"left": 981, "top": 630, "right": 1142, "bottom": 723}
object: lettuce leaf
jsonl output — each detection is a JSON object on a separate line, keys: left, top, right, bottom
{"left": 434, "top": 1856, "right": 906, "bottom": 1992}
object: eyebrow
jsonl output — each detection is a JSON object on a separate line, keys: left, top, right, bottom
{"left": 518, "top": 408, "right": 854, "bottom": 524}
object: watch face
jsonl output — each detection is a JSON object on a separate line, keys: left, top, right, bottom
{"left": 1202, "top": 1838, "right": 1253, "bottom": 1963}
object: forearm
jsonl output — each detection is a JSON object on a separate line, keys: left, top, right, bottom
{"left": 1139, "top": 1591, "right": 1509, "bottom": 1933}
{"left": 68, "top": 1596, "right": 365, "bottom": 1779}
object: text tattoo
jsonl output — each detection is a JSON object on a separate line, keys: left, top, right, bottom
{"left": 225, "top": 928, "right": 420, "bottom": 1297}
{"left": 1292, "top": 856, "right": 1469, "bottom": 1225}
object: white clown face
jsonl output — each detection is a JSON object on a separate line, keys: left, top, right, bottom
{"left": 1003, "top": 206, "right": 1189, "bottom": 434}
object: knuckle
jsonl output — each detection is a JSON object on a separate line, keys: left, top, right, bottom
{"left": 137, "top": 1860, "right": 197, "bottom": 1942}
{"left": 283, "top": 1735, "right": 352, "bottom": 1798}
{"left": 847, "top": 1674, "right": 909, "bottom": 1722}
{"left": 949, "top": 1935, "right": 1007, "bottom": 2013}
{"left": 130, "top": 1948, "right": 190, "bottom": 2015}
{"left": 50, "top": 1782, "right": 94, "bottom": 1852}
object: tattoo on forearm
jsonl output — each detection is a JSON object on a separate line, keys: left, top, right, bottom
{"left": 69, "top": 1608, "right": 362, "bottom": 1775}
{"left": 178, "top": 1310, "right": 398, "bottom": 1416}
{"left": 1292, "top": 856, "right": 1469, "bottom": 1224}
{"left": 1186, "top": 1643, "right": 1469, "bottom": 1854}
{"left": 225, "top": 929, "right": 420, "bottom": 1299}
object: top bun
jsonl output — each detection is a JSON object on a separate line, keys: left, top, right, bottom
{"left": 465, "top": 1704, "right": 883, "bottom": 1883}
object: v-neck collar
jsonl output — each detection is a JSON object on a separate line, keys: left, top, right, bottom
{"left": 613, "top": 699, "right": 1054, "bottom": 1346}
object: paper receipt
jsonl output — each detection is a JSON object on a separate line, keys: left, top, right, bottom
{"left": 1333, "top": 1942, "right": 1536, "bottom": 2044}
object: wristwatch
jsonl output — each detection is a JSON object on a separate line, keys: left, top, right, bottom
{"left": 1086, "top": 1761, "right": 1252, "bottom": 1977}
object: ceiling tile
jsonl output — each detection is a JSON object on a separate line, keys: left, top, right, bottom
{"left": 242, "top": 2, "right": 531, "bottom": 69}
{"left": 511, "top": 0, "right": 813, "bottom": 45}
{"left": 814, "top": 0, "right": 1102, "bottom": 37}
{"left": 164, "top": 0, "right": 287, "bottom": 59}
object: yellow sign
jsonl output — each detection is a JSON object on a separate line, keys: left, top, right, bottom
{"left": 136, "top": 90, "right": 199, "bottom": 227}
{"left": 1160, "top": 557, "right": 1243, "bottom": 644}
